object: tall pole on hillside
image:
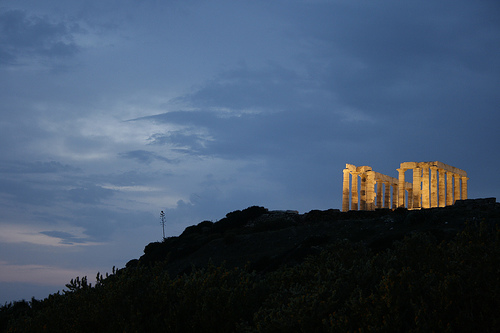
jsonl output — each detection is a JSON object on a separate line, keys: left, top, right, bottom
{"left": 160, "top": 211, "right": 166, "bottom": 240}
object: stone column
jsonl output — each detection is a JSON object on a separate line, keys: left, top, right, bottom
{"left": 391, "top": 184, "right": 398, "bottom": 209}
{"left": 384, "top": 182, "right": 390, "bottom": 208}
{"left": 342, "top": 169, "right": 350, "bottom": 212}
{"left": 376, "top": 181, "right": 383, "bottom": 209}
{"left": 454, "top": 174, "right": 461, "bottom": 203}
{"left": 413, "top": 167, "right": 422, "bottom": 209}
{"left": 397, "top": 168, "right": 406, "bottom": 208}
{"left": 430, "top": 166, "right": 438, "bottom": 208}
{"left": 366, "top": 172, "right": 376, "bottom": 210}
{"left": 360, "top": 173, "right": 367, "bottom": 210}
{"left": 446, "top": 172, "right": 454, "bottom": 206}
{"left": 461, "top": 177, "right": 469, "bottom": 200}
{"left": 438, "top": 169, "right": 446, "bottom": 207}
{"left": 422, "top": 167, "right": 430, "bottom": 209}
{"left": 351, "top": 172, "right": 359, "bottom": 211}
{"left": 407, "top": 189, "right": 413, "bottom": 209}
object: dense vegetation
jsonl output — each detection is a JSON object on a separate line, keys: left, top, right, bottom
{"left": 1, "top": 203, "right": 500, "bottom": 332}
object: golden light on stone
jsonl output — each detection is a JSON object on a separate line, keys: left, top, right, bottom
{"left": 342, "top": 162, "right": 468, "bottom": 212}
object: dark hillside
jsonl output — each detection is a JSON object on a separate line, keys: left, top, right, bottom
{"left": 131, "top": 198, "right": 499, "bottom": 276}
{"left": 1, "top": 198, "right": 499, "bottom": 332}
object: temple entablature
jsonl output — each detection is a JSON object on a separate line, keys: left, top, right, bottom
{"left": 342, "top": 161, "right": 468, "bottom": 212}
{"left": 399, "top": 161, "right": 467, "bottom": 177}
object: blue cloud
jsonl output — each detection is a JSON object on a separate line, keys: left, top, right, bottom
{"left": 0, "top": 9, "right": 80, "bottom": 66}
{"left": 0, "top": 178, "right": 57, "bottom": 206}
{"left": 66, "top": 185, "right": 114, "bottom": 205}
{"left": 0, "top": 161, "right": 81, "bottom": 174}
{"left": 118, "top": 150, "right": 178, "bottom": 164}
{"left": 147, "top": 131, "right": 210, "bottom": 155}
{"left": 39, "top": 231, "right": 88, "bottom": 245}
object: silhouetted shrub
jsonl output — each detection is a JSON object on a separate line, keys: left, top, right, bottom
{"left": 180, "top": 224, "right": 199, "bottom": 236}
{"left": 213, "top": 206, "right": 268, "bottom": 233}
{"left": 198, "top": 220, "right": 214, "bottom": 232}
{"left": 252, "top": 216, "right": 298, "bottom": 232}
{"left": 180, "top": 221, "right": 214, "bottom": 237}
{"left": 143, "top": 241, "right": 164, "bottom": 255}
{"left": 304, "top": 209, "right": 340, "bottom": 223}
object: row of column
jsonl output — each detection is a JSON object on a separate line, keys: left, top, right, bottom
{"left": 342, "top": 163, "right": 469, "bottom": 212}
{"left": 397, "top": 166, "right": 468, "bottom": 209}
{"left": 342, "top": 169, "right": 400, "bottom": 212}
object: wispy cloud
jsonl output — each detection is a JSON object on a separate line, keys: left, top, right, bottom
{"left": 39, "top": 231, "right": 90, "bottom": 245}
{"left": 0, "top": 224, "right": 100, "bottom": 247}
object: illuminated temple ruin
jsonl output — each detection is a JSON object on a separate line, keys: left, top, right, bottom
{"left": 342, "top": 161, "right": 468, "bottom": 212}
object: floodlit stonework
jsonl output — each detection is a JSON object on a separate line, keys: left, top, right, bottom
{"left": 342, "top": 162, "right": 468, "bottom": 212}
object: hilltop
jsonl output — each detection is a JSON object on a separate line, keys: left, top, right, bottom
{"left": 129, "top": 198, "right": 500, "bottom": 276}
{"left": 1, "top": 198, "right": 499, "bottom": 332}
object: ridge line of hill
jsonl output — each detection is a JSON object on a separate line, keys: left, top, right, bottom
{"left": 128, "top": 197, "right": 499, "bottom": 276}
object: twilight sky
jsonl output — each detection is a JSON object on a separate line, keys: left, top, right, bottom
{"left": 1, "top": 0, "right": 499, "bottom": 304}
